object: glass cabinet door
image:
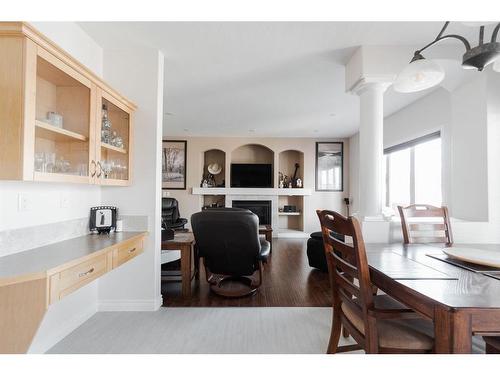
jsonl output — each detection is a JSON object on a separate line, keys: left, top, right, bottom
{"left": 96, "top": 90, "right": 132, "bottom": 186}
{"left": 33, "top": 48, "right": 94, "bottom": 183}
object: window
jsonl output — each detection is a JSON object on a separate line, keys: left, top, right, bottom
{"left": 384, "top": 132, "right": 442, "bottom": 210}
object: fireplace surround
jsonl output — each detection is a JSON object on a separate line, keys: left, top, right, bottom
{"left": 232, "top": 200, "right": 272, "bottom": 225}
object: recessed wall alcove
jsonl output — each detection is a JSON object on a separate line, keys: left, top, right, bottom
{"left": 231, "top": 144, "right": 274, "bottom": 187}
{"left": 202, "top": 149, "right": 226, "bottom": 187}
{"left": 278, "top": 149, "right": 304, "bottom": 186}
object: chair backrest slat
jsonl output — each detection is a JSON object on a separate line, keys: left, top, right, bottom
{"left": 316, "top": 210, "right": 374, "bottom": 327}
{"left": 335, "top": 271, "right": 361, "bottom": 298}
{"left": 398, "top": 204, "right": 453, "bottom": 245}
{"left": 408, "top": 223, "right": 445, "bottom": 231}
{"left": 331, "top": 251, "right": 358, "bottom": 279}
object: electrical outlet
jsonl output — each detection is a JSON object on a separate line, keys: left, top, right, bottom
{"left": 18, "top": 193, "right": 32, "bottom": 212}
{"left": 60, "top": 193, "right": 70, "bottom": 208}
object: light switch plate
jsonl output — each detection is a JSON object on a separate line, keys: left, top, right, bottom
{"left": 18, "top": 193, "right": 32, "bottom": 212}
{"left": 60, "top": 192, "right": 70, "bottom": 208}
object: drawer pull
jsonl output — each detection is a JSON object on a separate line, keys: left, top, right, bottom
{"left": 78, "top": 267, "right": 95, "bottom": 278}
{"left": 128, "top": 247, "right": 137, "bottom": 253}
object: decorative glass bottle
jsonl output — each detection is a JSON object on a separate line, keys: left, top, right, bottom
{"left": 101, "top": 104, "right": 112, "bottom": 144}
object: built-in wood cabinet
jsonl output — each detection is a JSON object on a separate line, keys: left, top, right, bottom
{"left": 0, "top": 22, "right": 136, "bottom": 186}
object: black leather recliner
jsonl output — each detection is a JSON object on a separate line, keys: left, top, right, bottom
{"left": 162, "top": 197, "right": 188, "bottom": 230}
{"left": 191, "top": 207, "right": 270, "bottom": 297}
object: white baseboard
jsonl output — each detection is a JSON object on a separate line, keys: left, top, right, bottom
{"left": 276, "top": 230, "right": 310, "bottom": 238}
{"left": 29, "top": 305, "right": 97, "bottom": 354}
{"left": 98, "top": 295, "right": 163, "bottom": 311}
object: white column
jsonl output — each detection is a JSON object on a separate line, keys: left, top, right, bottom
{"left": 356, "top": 82, "right": 388, "bottom": 218}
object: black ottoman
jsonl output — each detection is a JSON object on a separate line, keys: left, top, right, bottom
{"left": 307, "top": 231, "right": 345, "bottom": 272}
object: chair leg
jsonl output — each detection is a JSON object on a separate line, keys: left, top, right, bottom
{"left": 342, "top": 326, "right": 350, "bottom": 338}
{"left": 327, "top": 306, "right": 342, "bottom": 354}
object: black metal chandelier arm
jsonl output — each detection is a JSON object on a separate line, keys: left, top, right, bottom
{"left": 417, "top": 33, "right": 472, "bottom": 55}
{"left": 491, "top": 23, "right": 500, "bottom": 43}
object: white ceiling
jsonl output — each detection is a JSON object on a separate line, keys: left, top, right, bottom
{"left": 79, "top": 22, "right": 484, "bottom": 138}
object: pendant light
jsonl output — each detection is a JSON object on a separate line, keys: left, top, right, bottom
{"left": 494, "top": 58, "right": 500, "bottom": 72}
{"left": 394, "top": 22, "right": 500, "bottom": 93}
{"left": 393, "top": 53, "right": 445, "bottom": 93}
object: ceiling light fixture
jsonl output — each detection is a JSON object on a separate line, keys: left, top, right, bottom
{"left": 494, "top": 58, "right": 500, "bottom": 72}
{"left": 394, "top": 21, "right": 500, "bottom": 93}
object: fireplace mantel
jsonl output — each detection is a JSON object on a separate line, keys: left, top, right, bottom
{"left": 191, "top": 187, "right": 312, "bottom": 196}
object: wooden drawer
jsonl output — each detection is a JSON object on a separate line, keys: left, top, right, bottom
{"left": 49, "top": 253, "right": 110, "bottom": 304}
{"left": 112, "top": 237, "right": 144, "bottom": 268}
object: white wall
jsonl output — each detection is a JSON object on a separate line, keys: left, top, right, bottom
{"left": 0, "top": 22, "right": 104, "bottom": 353}
{"left": 30, "top": 22, "right": 103, "bottom": 77}
{"left": 384, "top": 88, "right": 450, "bottom": 148}
{"left": 164, "top": 136, "right": 349, "bottom": 234}
{"left": 450, "top": 76, "right": 489, "bottom": 221}
{"left": 97, "top": 47, "right": 164, "bottom": 311}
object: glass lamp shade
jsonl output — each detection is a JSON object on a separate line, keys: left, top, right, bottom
{"left": 461, "top": 22, "right": 498, "bottom": 27}
{"left": 494, "top": 58, "right": 500, "bottom": 73}
{"left": 393, "top": 59, "right": 445, "bottom": 93}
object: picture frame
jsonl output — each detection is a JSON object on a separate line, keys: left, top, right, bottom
{"left": 162, "top": 140, "right": 187, "bottom": 190}
{"left": 315, "top": 141, "right": 343, "bottom": 192}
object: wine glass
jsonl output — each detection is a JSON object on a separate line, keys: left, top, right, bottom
{"left": 34, "top": 153, "right": 45, "bottom": 172}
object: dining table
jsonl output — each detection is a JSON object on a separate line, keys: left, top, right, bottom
{"left": 364, "top": 242, "right": 500, "bottom": 354}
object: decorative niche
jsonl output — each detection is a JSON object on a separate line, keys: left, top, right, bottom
{"left": 231, "top": 144, "right": 274, "bottom": 187}
{"left": 202, "top": 149, "right": 226, "bottom": 187}
{"left": 278, "top": 150, "right": 304, "bottom": 188}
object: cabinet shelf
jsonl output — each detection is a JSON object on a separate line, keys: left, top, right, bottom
{"left": 278, "top": 212, "right": 301, "bottom": 216}
{"left": 101, "top": 142, "right": 127, "bottom": 154}
{"left": 35, "top": 120, "right": 87, "bottom": 142}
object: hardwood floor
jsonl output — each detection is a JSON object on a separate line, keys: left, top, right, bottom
{"left": 162, "top": 238, "right": 331, "bottom": 307}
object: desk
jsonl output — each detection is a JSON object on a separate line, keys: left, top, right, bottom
{"left": 0, "top": 231, "right": 147, "bottom": 353}
{"left": 365, "top": 243, "right": 500, "bottom": 353}
{"left": 161, "top": 232, "right": 195, "bottom": 298}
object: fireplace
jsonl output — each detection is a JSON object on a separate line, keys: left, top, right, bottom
{"left": 232, "top": 200, "right": 272, "bottom": 225}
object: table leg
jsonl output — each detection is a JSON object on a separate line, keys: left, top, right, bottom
{"left": 434, "top": 306, "right": 472, "bottom": 353}
{"left": 180, "top": 244, "right": 192, "bottom": 298}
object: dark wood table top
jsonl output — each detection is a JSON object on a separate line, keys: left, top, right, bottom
{"left": 365, "top": 243, "right": 500, "bottom": 309}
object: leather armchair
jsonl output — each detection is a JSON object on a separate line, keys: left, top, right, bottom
{"left": 191, "top": 208, "right": 270, "bottom": 297}
{"left": 162, "top": 198, "right": 188, "bottom": 230}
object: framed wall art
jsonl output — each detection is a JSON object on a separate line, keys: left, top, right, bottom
{"left": 162, "top": 140, "right": 187, "bottom": 190}
{"left": 315, "top": 142, "right": 343, "bottom": 192}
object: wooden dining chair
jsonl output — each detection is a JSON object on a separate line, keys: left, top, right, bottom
{"left": 316, "top": 209, "right": 434, "bottom": 354}
{"left": 398, "top": 204, "right": 453, "bottom": 245}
